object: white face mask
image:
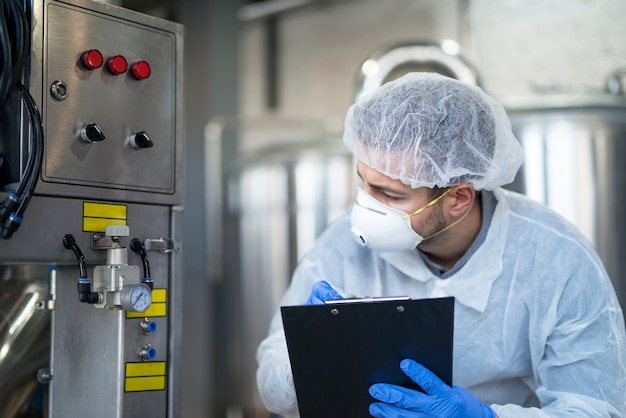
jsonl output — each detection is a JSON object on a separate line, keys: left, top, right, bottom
{"left": 350, "top": 187, "right": 453, "bottom": 251}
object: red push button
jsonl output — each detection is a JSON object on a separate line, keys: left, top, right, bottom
{"left": 131, "top": 61, "right": 151, "bottom": 80}
{"left": 80, "top": 49, "right": 104, "bottom": 70}
{"left": 106, "top": 55, "right": 128, "bottom": 75}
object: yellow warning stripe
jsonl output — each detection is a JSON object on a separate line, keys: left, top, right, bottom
{"left": 83, "top": 202, "right": 127, "bottom": 218}
{"left": 151, "top": 288, "right": 167, "bottom": 303}
{"left": 83, "top": 217, "right": 126, "bottom": 232}
{"left": 83, "top": 202, "right": 127, "bottom": 232}
{"left": 125, "top": 376, "right": 166, "bottom": 392}
{"left": 126, "top": 361, "right": 166, "bottom": 377}
{"left": 125, "top": 362, "right": 167, "bottom": 392}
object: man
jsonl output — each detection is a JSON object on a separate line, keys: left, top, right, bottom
{"left": 256, "top": 72, "right": 626, "bottom": 417}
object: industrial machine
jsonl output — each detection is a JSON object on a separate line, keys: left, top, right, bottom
{"left": 0, "top": 0, "right": 184, "bottom": 417}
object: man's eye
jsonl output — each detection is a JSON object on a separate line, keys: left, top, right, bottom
{"left": 383, "top": 193, "right": 401, "bottom": 201}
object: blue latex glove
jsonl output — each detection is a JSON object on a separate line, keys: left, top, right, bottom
{"left": 305, "top": 280, "right": 343, "bottom": 305}
{"left": 369, "top": 359, "right": 496, "bottom": 418}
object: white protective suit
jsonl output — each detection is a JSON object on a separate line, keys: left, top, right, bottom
{"left": 256, "top": 187, "right": 626, "bottom": 418}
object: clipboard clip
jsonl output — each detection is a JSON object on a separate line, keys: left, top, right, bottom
{"left": 325, "top": 296, "right": 411, "bottom": 305}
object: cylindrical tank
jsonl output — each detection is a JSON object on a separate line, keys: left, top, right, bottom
{"left": 231, "top": 137, "right": 355, "bottom": 415}
{"left": 0, "top": 265, "right": 51, "bottom": 418}
{"left": 505, "top": 94, "right": 626, "bottom": 313}
{"left": 205, "top": 116, "right": 356, "bottom": 415}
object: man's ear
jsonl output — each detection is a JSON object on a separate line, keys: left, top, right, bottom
{"left": 447, "top": 184, "right": 476, "bottom": 217}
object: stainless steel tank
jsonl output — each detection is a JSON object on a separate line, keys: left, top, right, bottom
{"left": 205, "top": 117, "right": 355, "bottom": 415}
{"left": 0, "top": 265, "right": 51, "bottom": 418}
{"left": 355, "top": 40, "right": 479, "bottom": 101}
{"left": 505, "top": 94, "right": 626, "bottom": 313}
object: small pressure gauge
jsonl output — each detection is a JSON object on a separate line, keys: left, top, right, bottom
{"left": 120, "top": 283, "right": 152, "bottom": 312}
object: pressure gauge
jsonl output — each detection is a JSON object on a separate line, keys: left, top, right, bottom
{"left": 120, "top": 283, "right": 152, "bottom": 312}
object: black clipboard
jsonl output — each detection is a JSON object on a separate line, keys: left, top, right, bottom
{"left": 281, "top": 296, "right": 454, "bottom": 418}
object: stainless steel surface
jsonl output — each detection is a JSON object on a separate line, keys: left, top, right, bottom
{"left": 144, "top": 237, "right": 175, "bottom": 253}
{"left": 0, "top": 0, "right": 184, "bottom": 416}
{"left": 237, "top": 0, "right": 313, "bottom": 21}
{"left": 206, "top": 118, "right": 355, "bottom": 414}
{"left": 355, "top": 41, "right": 479, "bottom": 101}
{"left": 166, "top": 204, "right": 183, "bottom": 418}
{"left": 0, "top": 194, "right": 182, "bottom": 417}
{"left": 50, "top": 275, "right": 129, "bottom": 418}
{"left": 0, "top": 265, "right": 51, "bottom": 418}
{"left": 506, "top": 94, "right": 626, "bottom": 313}
{"left": 59, "top": 204, "right": 175, "bottom": 418}
{"left": 47, "top": 200, "right": 172, "bottom": 417}
{"left": 29, "top": 0, "right": 184, "bottom": 205}
{"left": 236, "top": 148, "right": 355, "bottom": 413}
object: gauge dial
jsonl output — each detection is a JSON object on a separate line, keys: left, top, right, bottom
{"left": 121, "top": 283, "right": 152, "bottom": 312}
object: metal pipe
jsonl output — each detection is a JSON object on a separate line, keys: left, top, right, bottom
{"left": 237, "top": 0, "right": 312, "bottom": 21}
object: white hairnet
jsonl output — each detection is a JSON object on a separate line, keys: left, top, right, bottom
{"left": 343, "top": 72, "right": 524, "bottom": 190}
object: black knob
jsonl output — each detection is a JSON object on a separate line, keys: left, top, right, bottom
{"left": 129, "top": 131, "right": 153, "bottom": 149}
{"left": 79, "top": 123, "right": 105, "bottom": 143}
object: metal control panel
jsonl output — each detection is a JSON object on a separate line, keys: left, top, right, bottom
{"left": 31, "top": 0, "right": 183, "bottom": 204}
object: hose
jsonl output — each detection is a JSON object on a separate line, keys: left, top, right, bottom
{"left": 63, "top": 234, "right": 88, "bottom": 279}
{"left": 0, "top": 0, "right": 43, "bottom": 239}
{"left": 130, "top": 238, "right": 153, "bottom": 289}
{"left": 63, "top": 234, "right": 100, "bottom": 304}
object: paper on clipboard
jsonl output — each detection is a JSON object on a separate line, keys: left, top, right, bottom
{"left": 281, "top": 296, "right": 454, "bottom": 418}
